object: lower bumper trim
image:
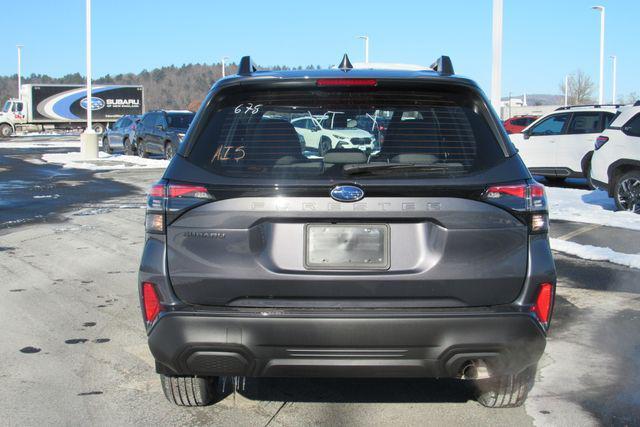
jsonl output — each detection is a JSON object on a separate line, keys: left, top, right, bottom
{"left": 148, "top": 312, "right": 546, "bottom": 378}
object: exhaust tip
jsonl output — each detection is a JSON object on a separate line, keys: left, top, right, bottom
{"left": 461, "top": 360, "right": 491, "bottom": 380}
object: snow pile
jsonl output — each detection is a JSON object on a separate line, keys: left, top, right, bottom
{"left": 545, "top": 186, "right": 640, "bottom": 231}
{"left": 551, "top": 238, "right": 640, "bottom": 269}
{"left": 42, "top": 151, "right": 169, "bottom": 170}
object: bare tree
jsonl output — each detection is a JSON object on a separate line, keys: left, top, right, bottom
{"left": 559, "top": 70, "right": 595, "bottom": 105}
{"left": 624, "top": 92, "right": 639, "bottom": 105}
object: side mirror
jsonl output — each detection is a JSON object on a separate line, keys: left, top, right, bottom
{"left": 523, "top": 130, "right": 531, "bottom": 140}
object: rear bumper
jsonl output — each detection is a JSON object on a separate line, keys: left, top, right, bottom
{"left": 148, "top": 310, "right": 546, "bottom": 378}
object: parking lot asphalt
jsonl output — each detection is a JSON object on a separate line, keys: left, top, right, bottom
{"left": 1, "top": 137, "right": 640, "bottom": 426}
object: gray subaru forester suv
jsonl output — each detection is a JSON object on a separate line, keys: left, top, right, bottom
{"left": 139, "top": 55, "right": 556, "bottom": 408}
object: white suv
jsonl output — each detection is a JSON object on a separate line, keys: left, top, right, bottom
{"left": 591, "top": 103, "right": 640, "bottom": 212}
{"left": 510, "top": 105, "right": 618, "bottom": 182}
{"left": 292, "top": 113, "right": 375, "bottom": 156}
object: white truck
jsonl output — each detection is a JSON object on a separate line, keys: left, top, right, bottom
{"left": 0, "top": 84, "right": 144, "bottom": 137}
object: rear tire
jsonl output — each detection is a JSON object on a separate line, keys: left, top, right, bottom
{"left": 0, "top": 123, "right": 13, "bottom": 138}
{"left": 583, "top": 160, "right": 596, "bottom": 190}
{"left": 92, "top": 123, "right": 105, "bottom": 134}
{"left": 475, "top": 365, "right": 536, "bottom": 408}
{"left": 102, "top": 136, "right": 112, "bottom": 154}
{"left": 613, "top": 170, "right": 640, "bottom": 213}
{"left": 123, "top": 138, "right": 134, "bottom": 155}
{"left": 319, "top": 137, "right": 331, "bottom": 156}
{"left": 164, "top": 142, "right": 175, "bottom": 160}
{"left": 137, "top": 141, "right": 148, "bottom": 158}
{"left": 160, "top": 375, "right": 218, "bottom": 407}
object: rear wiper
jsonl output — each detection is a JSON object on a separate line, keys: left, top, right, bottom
{"left": 343, "top": 163, "right": 451, "bottom": 175}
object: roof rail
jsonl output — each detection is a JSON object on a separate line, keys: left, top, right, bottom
{"left": 430, "top": 56, "right": 454, "bottom": 76}
{"left": 238, "top": 56, "right": 257, "bottom": 76}
{"left": 555, "top": 104, "right": 623, "bottom": 111}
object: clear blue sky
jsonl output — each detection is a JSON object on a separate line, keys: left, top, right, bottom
{"left": 2, "top": 0, "right": 637, "bottom": 99}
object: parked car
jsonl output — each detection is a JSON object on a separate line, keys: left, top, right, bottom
{"left": 292, "top": 112, "right": 376, "bottom": 155}
{"left": 510, "top": 105, "right": 618, "bottom": 182}
{"left": 355, "top": 113, "right": 390, "bottom": 149}
{"left": 591, "top": 102, "right": 640, "bottom": 212}
{"left": 101, "top": 115, "right": 141, "bottom": 154}
{"left": 139, "top": 55, "right": 555, "bottom": 409}
{"left": 503, "top": 115, "right": 539, "bottom": 134}
{"left": 135, "top": 110, "right": 195, "bottom": 159}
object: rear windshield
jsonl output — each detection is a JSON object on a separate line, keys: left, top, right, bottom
{"left": 167, "top": 113, "right": 194, "bottom": 129}
{"left": 187, "top": 87, "right": 505, "bottom": 180}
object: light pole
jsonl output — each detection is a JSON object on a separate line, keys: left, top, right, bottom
{"left": 564, "top": 74, "right": 569, "bottom": 106}
{"left": 490, "top": 0, "right": 503, "bottom": 111}
{"left": 592, "top": 5, "right": 605, "bottom": 105}
{"left": 221, "top": 56, "right": 229, "bottom": 78}
{"left": 80, "top": 0, "right": 98, "bottom": 159}
{"left": 610, "top": 55, "right": 617, "bottom": 104}
{"left": 16, "top": 45, "right": 23, "bottom": 101}
{"left": 357, "top": 35, "right": 369, "bottom": 63}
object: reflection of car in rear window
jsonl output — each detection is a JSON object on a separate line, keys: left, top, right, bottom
{"left": 187, "top": 88, "right": 504, "bottom": 180}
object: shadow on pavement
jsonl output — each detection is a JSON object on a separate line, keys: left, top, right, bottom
{"left": 228, "top": 377, "right": 475, "bottom": 404}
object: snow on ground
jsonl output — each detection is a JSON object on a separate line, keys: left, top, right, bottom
{"left": 550, "top": 239, "right": 640, "bottom": 269}
{"left": 1, "top": 139, "right": 82, "bottom": 149}
{"left": 42, "top": 151, "right": 169, "bottom": 170}
{"left": 545, "top": 186, "right": 640, "bottom": 231}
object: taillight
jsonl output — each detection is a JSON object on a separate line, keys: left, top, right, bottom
{"left": 595, "top": 135, "right": 609, "bottom": 150}
{"left": 316, "top": 78, "right": 378, "bottom": 87}
{"left": 142, "top": 282, "right": 162, "bottom": 323}
{"left": 168, "top": 184, "right": 210, "bottom": 199}
{"left": 145, "top": 181, "right": 213, "bottom": 234}
{"left": 483, "top": 182, "right": 548, "bottom": 233}
{"left": 531, "top": 283, "right": 554, "bottom": 328}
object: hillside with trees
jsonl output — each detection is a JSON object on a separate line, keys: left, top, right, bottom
{"left": 0, "top": 62, "right": 322, "bottom": 111}
{"left": 2, "top": 64, "right": 636, "bottom": 110}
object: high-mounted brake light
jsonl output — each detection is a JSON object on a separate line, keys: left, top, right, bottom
{"left": 531, "top": 283, "right": 554, "bottom": 327}
{"left": 142, "top": 282, "right": 162, "bottom": 323}
{"left": 316, "top": 78, "right": 378, "bottom": 87}
{"left": 595, "top": 135, "right": 609, "bottom": 150}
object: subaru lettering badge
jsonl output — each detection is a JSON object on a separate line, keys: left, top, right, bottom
{"left": 80, "top": 97, "right": 106, "bottom": 111}
{"left": 330, "top": 185, "right": 364, "bottom": 202}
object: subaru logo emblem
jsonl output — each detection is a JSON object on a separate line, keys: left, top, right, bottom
{"left": 330, "top": 185, "right": 364, "bottom": 202}
{"left": 80, "top": 97, "right": 105, "bottom": 111}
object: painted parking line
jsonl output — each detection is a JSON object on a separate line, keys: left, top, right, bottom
{"left": 555, "top": 223, "right": 603, "bottom": 241}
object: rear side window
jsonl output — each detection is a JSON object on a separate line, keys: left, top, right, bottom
{"left": 567, "top": 112, "right": 604, "bottom": 134}
{"left": 187, "top": 88, "right": 505, "bottom": 180}
{"left": 623, "top": 114, "right": 640, "bottom": 137}
{"left": 167, "top": 113, "right": 195, "bottom": 129}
